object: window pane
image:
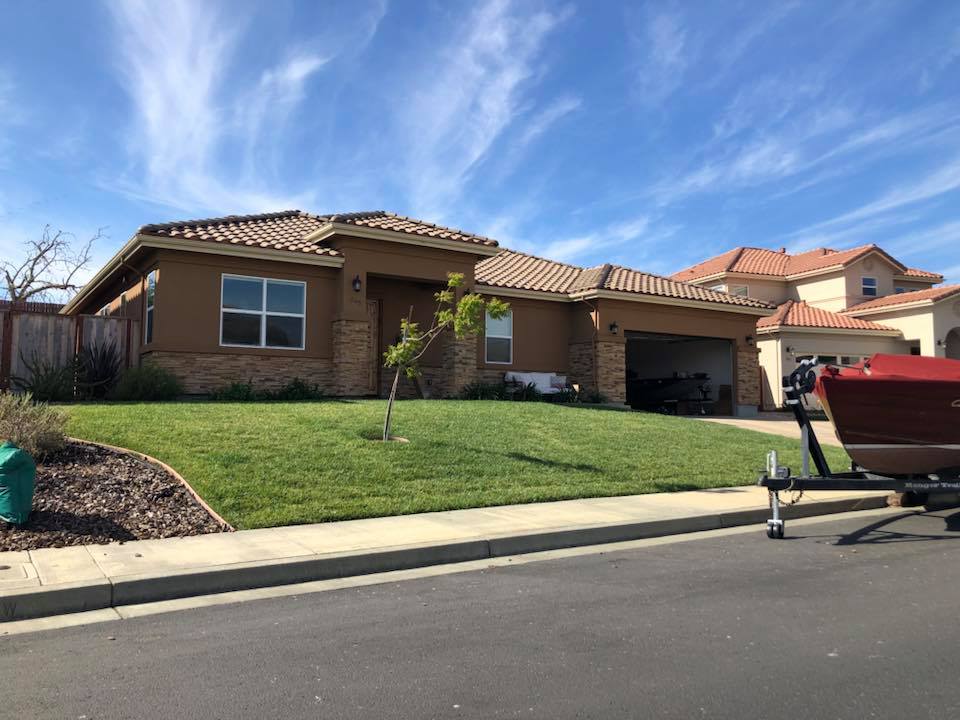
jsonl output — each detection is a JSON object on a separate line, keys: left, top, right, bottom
{"left": 146, "top": 272, "right": 156, "bottom": 307}
{"left": 266, "top": 281, "right": 304, "bottom": 314}
{"left": 223, "top": 277, "right": 263, "bottom": 311}
{"left": 730, "top": 285, "right": 749, "bottom": 297}
{"left": 145, "top": 308, "right": 154, "bottom": 344}
{"left": 485, "top": 309, "right": 512, "bottom": 338}
{"left": 266, "top": 315, "right": 303, "bottom": 348}
{"left": 862, "top": 277, "right": 877, "bottom": 286}
{"left": 486, "top": 337, "right": 511, "bottom": 363}
{"left": 222, "top": 312, "right": 261, "bottom": 345}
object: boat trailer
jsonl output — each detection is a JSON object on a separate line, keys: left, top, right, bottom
{"left": 757, "top": 359, "right": 960, "bottom": 538}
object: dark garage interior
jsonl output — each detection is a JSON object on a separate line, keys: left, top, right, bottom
{"left": 625, "top": 331, "right": 734, "bottom": 415}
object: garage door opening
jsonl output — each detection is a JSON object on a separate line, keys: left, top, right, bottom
{"left": 625, "top": 332, "right": 734, "bottom": 415}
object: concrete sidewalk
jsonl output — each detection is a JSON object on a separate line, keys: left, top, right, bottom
{"left": 0, "top": 485, "right": 889, "bottom": 622}
{"left": 690, "top": 412, "right": 843, "bottom": 447}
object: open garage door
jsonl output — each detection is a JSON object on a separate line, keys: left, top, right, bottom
{"left": 625, "top": 332, "right": 734, "bottom": 415}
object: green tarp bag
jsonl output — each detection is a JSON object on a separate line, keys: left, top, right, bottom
{"left": 0, "top": 441, "right": 35, "bottom": 525}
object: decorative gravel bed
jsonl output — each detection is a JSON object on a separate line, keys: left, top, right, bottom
{"left": 0, "top": 440, "right": 228, "bottom": 551}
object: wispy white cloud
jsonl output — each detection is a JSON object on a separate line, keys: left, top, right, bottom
{"left": 542, "top": 215, "right": 649, "bottom": 262}
{"left": 104, "top": 0, "right": 383, "bottom": 215}
{"left": 516, "top": 95, "right": 581, "bottom": 148}
{"left": 396, "top": 0, "right": 571, "bottom": 218}
{"left": 789, "top": 155, "right": 960, "bottom": 237}
{"left": 631, "top": 9, "right": 691, "bottom": 106}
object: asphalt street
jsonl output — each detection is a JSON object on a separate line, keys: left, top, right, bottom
{"left": 5, "top": 508, "right": 960, "bottom": 719}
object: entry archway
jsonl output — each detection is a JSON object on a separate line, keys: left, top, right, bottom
{"left": 947, "top": 328, "right": 960, "bottom": 360}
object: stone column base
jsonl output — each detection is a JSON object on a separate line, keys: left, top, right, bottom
{"left": 332, "top": 319, "right": 371, "bottom": 396}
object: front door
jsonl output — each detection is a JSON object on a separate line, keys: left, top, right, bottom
{"left": 366, "top": 299, "right": 381, "bottom": 395}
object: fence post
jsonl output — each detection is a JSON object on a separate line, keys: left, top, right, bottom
{"left": 124, "top": 317, "right": 133, "bottom": 369}
{"left": 0, "top": 310, "right": 12, "bottom": 391}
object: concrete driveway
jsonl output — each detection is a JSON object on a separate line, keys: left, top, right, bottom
{"left": 691, "top": 411, "right": 843, "bottom": 447}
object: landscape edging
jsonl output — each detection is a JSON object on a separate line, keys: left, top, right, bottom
{"left": 66, "top": 437, "right": 234, "bottom": 532}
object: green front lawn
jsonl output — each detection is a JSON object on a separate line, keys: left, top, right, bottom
{"left": 65, "top": 401, "right": 850, "bottom": 529}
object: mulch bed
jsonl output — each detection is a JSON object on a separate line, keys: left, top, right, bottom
{"left": 0, "top": 441, "right": 228, "bottom": 552}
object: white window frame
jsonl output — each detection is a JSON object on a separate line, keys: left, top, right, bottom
{"left": 708, "top": 284, "right": 727, "bottom": 292}
{"left": 485, "top": 309, "right": 513, "bottom": 365}
{"left": 144, "top": 270, "right": 156, "bottom": 344}
{"left": 727, "top": 284, "right": 749, "bottom": 297}
{"left": 219, "top": 274, "right": 306, "bottom": 351}
{"left": 861, "top": 276, "right": 878, "bottom": 296}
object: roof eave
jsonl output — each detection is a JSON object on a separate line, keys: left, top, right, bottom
{"left": 756, "top": 325, "right": 901, "bottom": 337}
{"left": 474, "top": 284, "right": 572, "bottom": 302}
{"left": 305, "top": 222, "right": 502, "bottom": 256}
{"left": 569, "top": 288, "right": 774, "bottom": 316}
{"left": 61, "top": 233, "right": 345, "bottom": 315}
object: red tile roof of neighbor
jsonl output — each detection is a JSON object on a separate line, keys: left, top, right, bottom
{"left": 843, "top": 284, "right": 960, "bottom": 313}
{"left": 139, "top": 210, "right": 498, "bottom": 254}
{"left": 476, "top": 251, "right": 773, "bottom": 309}
{"left": 757, "top": 300, "right": 896, "bottom": 332}
{"left": 671, "top": 244, "right": 942, "bottom": 282}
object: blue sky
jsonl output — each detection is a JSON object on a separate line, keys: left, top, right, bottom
{"left": 2, "top": 0, "right": 959, "bottom": 285}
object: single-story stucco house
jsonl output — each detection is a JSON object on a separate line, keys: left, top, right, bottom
{"left": 63, "top": 210, "right": 774, "bottom": 414}
{"left": 672, "top": 243, "right": 960, "bottom": 408}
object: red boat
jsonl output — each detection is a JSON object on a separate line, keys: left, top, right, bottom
{"left": 815, "top": 354, "right": 960, "bottom": 476}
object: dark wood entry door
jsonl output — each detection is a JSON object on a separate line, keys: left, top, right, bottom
{"left": 367, "top": 299, "right": 381, "bottom": 395}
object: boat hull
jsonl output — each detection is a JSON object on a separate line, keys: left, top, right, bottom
{"left": 816, "top": 360, "right": 960, "bottom": 476}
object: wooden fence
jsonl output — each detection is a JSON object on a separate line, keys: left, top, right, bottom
{"left": 0, "top": 308, "right": 140, "bottom": 391}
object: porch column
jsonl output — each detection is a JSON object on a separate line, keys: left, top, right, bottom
{"left": 332, "top": 319, "right": 371, "bottom": 396}
{"left": 736, "top": 345, "right": 762, "bottom": 415}
{"left": 440, "top": 332, "right": 477, "bottom": 398}
{"left": 567, "top": 338, "right": 625, "bottom": 404}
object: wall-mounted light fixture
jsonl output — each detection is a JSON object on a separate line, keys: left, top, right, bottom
{"left": 352, "top": 274, "right": 362, "bottom": 292}
{"left": 937, "top": 338, "right": 944, "bottom": 347}
{"left": 785, "top": 345, "right": 794, "bottom": 354}
{"left": 745, "top": 335, "right": 755, "bottom": 346}
{"left": 608, "top": 321, "right": 619, "bottom": 335}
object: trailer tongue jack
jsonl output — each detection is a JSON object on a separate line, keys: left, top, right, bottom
{"left": 757, "top": 359, "right": 960, "bottom": 539}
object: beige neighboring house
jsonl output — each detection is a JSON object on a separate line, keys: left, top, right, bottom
{"left": 672, "top": 244, "right": 960, "bottom": 408}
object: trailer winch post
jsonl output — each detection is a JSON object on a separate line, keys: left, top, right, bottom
{"left": 782, "top": 360, "right": 832, "bottom": 479}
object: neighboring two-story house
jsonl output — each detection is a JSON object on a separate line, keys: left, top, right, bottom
{"left": 672, "top": 244, "right": 960, "bottom": 408}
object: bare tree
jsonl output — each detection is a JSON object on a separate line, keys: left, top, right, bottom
{"left": 2, "top": 225, "right": 103, "bottom": 303}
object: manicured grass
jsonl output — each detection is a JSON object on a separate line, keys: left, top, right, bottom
{"left": 65, "top": 401, "right": 851, "bottom": 530}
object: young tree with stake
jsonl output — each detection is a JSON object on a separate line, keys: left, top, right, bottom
{"left": 381, "top": 272, "right": 509, "bottom": 441}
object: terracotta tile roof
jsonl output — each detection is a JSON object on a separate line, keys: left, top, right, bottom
{"left": 139, "top": 209, "right": 499, "bottom": 255}
{"left": 477, "top": 251, "right": 773, "bottom": 309}
{"left": 671, "top": 243, "right": 940, "bottom": 282}
{"left": 901, "top": 267, "right": 943, "bottom": 280}
{"left": 325, "top": 211, "right": 498, "bottom": 247}
{"left": 139, "top": 211, "right": 340, "bottom": 257}
{"left": 475, "top": 250, "right": 584, "bottom": 293}
{"left": 843, "top": 284, "right": 960, "bottom": 313}
{"left": 758, "top": 300, "right": 896, "bottom": 332}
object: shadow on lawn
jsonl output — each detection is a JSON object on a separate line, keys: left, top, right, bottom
{"left": 504, "top": 452, "right": 602, "bottom": 473}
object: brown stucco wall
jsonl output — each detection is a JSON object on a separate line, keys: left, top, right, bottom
{"left": 149, "top": 250, "right": 339, "bottom": 359}
{"left": 475, "top": 296, "right": 573, "bottom": 374}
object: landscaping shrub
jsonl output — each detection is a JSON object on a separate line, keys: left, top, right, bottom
{"left": 212, "top": 378, "right": 325, "bottom": 402}
{"left": 0, "top": 392, "right": 66, "bottom": 457}
{"left": 459, "top": 381, "right": 509, "bottom": 400}
{"left": 75, "top": 340, "right": 122, "bottom": 400}
{"left": 210, "top": 380, "right": 258, "bottom": 402}
{"left": 111, "top": 363, "right": 183, "bottom": 401}
{"left": 509, "top": 381, "right": 542, "bottom": 402}
{"left": 576, "top": 389, "right": 609, "bottom": 404}
{"left": 11, "top": 352, "right": 74, "bottom": 402}
{"left": 267, "top": 378, "right": 324, "bottom": 401}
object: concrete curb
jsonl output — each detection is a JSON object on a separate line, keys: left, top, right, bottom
{"left": 2, "top": 494, "right": 890, "bottom": 622}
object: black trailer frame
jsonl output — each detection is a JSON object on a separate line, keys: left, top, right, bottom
{"left": 756, "top": 359, "right": 960, "bottom": 538}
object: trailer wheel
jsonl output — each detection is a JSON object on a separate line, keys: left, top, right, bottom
{"left": 766, "top": 521, "right": 785, "bottom": 539}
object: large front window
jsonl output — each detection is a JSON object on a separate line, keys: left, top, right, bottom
{"left": 485, "top": 309, "right": 512, "bottom": 364}
{"left": 220, "top": 274, "right": 305, "bottom": 349}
